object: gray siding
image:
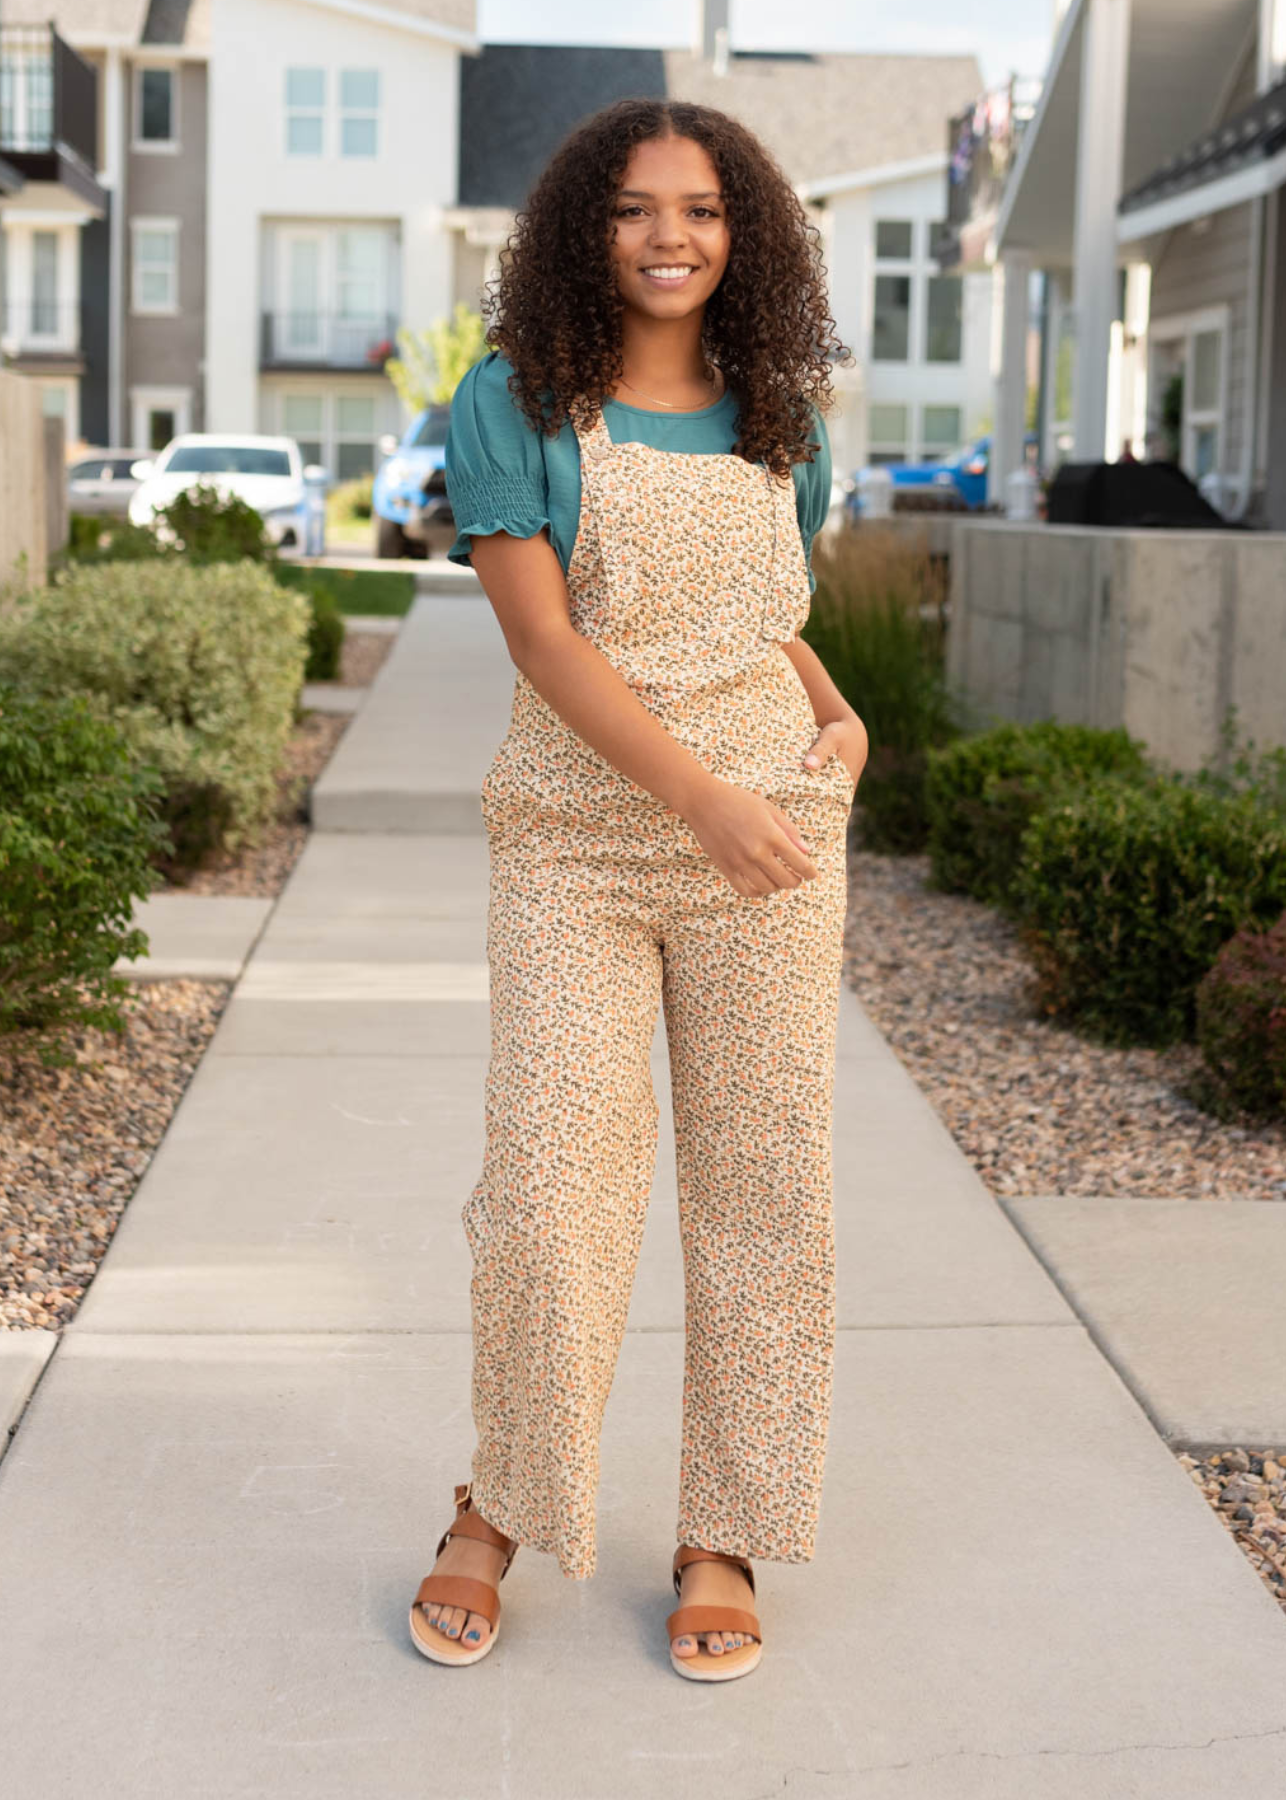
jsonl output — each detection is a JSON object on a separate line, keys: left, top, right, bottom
{"left": 1145, "top": 39, "right": 1262, "bottom": 492}
{"left": 124, "top": 59, "right": 207, "bottom": 426}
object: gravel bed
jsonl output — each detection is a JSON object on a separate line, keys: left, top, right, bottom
{"left": 1179, "top": 1449, "right": 1286, "bottom": 1614}
{"left": 842, "top": 847, "right": 1286, "bottom": 1202}
{"left": 340, "top": 628, "right": 393, "bottom": 688}
{"left": 0, "top": 982, "right": 230, "bottom": 1331}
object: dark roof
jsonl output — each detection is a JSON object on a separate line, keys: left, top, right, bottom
{"left": 1119, "top": 74, "right": 1286, "bottom": 214}
{"left": 459, "top": 43, "right": 982, "bottom": 207}
{"left": 459, "top": 47, "right": 666, "bottom": 209}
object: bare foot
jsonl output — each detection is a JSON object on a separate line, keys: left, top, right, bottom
{"left": 671, "top": 1552, "right": 755, "bottom": 1658}
{"left": 420, "top": 1511, "right": 515, "bottom": 1650}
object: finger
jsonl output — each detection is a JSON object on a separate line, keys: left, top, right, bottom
{"left": 803, "top": 724, "right": 842, "bottom": 769}
{"left": 767, "top": 803, "right": 814, "bottom": 859}
{"left": 767, "top": 828, "right": 818, "bottom": 881}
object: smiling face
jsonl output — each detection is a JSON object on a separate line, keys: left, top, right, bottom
{"left": 608, "top": 132, "right": 730, "bottom": 321}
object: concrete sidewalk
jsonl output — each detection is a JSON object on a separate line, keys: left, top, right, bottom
{"left": 3, "top": 591, "right": 1285, "bottom": 1796}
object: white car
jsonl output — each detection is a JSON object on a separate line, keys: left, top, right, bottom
{"left": 128, "top": 433, "right": 321, "bottom": 550}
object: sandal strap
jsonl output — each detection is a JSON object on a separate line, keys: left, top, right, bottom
{"left": 666, "top": 1602, "right": 761, "bottom": 1642}
{"left": 414, "top": 1573, "right": 502, "bottom": 1631}
{"left": 434, "top": 1482, "right": 518, "bottom": 1563}
{"left": 672, "top": 1544, "right": 756, "bottom": 1597}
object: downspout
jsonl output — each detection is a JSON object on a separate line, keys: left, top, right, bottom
{"left": 1239, "top": 192, "right": 1264, "bottom": 519}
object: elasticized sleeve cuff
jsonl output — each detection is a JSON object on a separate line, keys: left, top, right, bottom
{"left": 445, "top": 476, "right": 552, "bottom": 566}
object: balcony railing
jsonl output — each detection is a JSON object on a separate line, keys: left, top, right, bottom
{"left": 1, "top": 298, "right": 83, "bottom": 355}
{"left": 0, "top": 24, "right": 97, "bottom": 172}
{"left": 932, "top": 76, "right": 1041, "bottom": 268}
{"left": 260, "top": 311, "right": 399, "bottom": 370}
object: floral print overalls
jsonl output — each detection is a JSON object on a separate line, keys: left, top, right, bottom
{"left": 462, "top": 393, "right": 855, "bottom": 1580}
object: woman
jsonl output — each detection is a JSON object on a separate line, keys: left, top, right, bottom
{"left": 408, "top": 97, "right": 867, "bottom": 1683}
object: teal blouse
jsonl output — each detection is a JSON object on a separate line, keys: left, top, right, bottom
{"left": 445, "top": 350, "right": 831, "bottom": 592}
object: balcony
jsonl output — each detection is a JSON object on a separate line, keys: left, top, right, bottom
{"left": 259, "top": 311, "right": 399, "bottom": 372}
{"left": 0, "top": 24, "right": 105, "bottom": 213}
{"left": 1, "top": 298, "right": 84, "bottom": 368}
{"left": 932, "top": 77, "right": 1040, "bottom": 271}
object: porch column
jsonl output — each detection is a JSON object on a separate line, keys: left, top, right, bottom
{"left": 1071, "top": 0, "right": 1131, "bottom": 460}
{"left": 990, "top": 253, "right": 1031, "bottom": 508}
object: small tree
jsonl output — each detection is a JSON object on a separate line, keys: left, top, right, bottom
{"left": 384, "top": 303, "right": 487, "bottom": 411}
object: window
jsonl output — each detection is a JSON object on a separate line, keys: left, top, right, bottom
{"left": 282, "top": 394, "right": 325, "bottom": 466}
{"left": 131, "top": 219, "right": 179, "bottom": 313}
{"left": 146, "top": 408, "right": 176, "bottom": 451}
{"left": 336, "top": 393, "right": 377, "bottom": 478}
{"left": 340, "top": 69, "right": 379, "bottom": 157}
{"left": 922, "top": 405, "right": 962, "bottom": 450}
{"left": 286, "top": 68, "right": 325, "bottom": 156}
{"left": 1188, "top": 327, "right": 1222, "bottom": 478}
{"left": 31, "top": 230, "right": 58, "bottom": 336}
{"left": 868, "top": 402, "right": 909, "bottom": 464}
{"left": 0, "top": 44, "right": 53, "bottom": 149}
{"left": 873, "top": 275, "right": 910, "bottom": 361}
{"left": 875, "top": 219, "right": 913, "bottom": 260}
{"left": 165, "top": 444, "right": 293, "bottom": 477}
{"left": 925, "top": 275, "right": 962, "bottom": 362}
{"left": 135, "top": 66, "right": 177, "bottom": 147}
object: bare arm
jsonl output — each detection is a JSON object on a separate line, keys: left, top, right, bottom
{"left": 468, "top": 527, "right": 820, "bottom": 896}
{"left": 779, "top": 632, "right": 869, "bottom": 786}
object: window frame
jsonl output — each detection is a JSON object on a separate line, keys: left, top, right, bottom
{"left": 285, "top": 66, "right": 327, "bottom": 158}
{"left": 339, "top": 68, "right": 380, "bottom": 159}
{"left": 132, "top": 61, "right": 179, "bottom": 153}
{"left": 130, "top": 216, "right": 180, "bottom": 317}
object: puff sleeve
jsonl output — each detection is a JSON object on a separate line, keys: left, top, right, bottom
{"left": 794, "top": 403, "right": 832, "bottom": 594}
{"left": 445, "top": 352, "right": 553, "bottom": 568}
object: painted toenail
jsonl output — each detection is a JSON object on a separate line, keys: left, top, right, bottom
{"left": 466, "top": 1631, "right": 480, "bottom": 1641}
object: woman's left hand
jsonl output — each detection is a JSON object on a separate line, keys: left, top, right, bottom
{"left": 802, "top": 713, "right": 869, "bottom": 787}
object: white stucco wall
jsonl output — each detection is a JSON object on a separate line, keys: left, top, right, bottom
{"left": 206, "top": 0, "right": 459, "bottom": 432}
{"left": 823, "top": 166, "right": 994, "bottom": 465}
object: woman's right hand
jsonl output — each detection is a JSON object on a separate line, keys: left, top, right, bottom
{"left": 681, "top": 776, "right": 818, "bottom": 897}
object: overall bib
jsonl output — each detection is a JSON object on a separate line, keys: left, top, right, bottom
{"left": 462, "top": 395, "right": 855, "bottom": 1580}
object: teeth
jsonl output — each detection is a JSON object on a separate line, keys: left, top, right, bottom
{"left": 643, "top": 266, "right": 693, "bottom": 278}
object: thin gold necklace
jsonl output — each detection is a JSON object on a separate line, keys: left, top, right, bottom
{"left": 617, "top": 368, "right": 724, "bottom": 409}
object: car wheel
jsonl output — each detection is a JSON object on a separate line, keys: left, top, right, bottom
{"left": 376, "top": 515, "right": 409, "bottom": 559}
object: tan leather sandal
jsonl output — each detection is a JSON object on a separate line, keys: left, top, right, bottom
{"left": 666, "top": 1544, "right": 763, "bottom": 1681}
{"left": 408, "top": 1481, "right": 518, "bottom": 1666}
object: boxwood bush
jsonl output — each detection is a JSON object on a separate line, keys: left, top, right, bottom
{"left": 925, "top": 720, "right": 1152, "bottom": 908}
{"left": 0, "top": 559, "right": 310, "bottom": 871}
{"left": 0, "top": 686, "right": 168, "bottom": 1047}
{"left": 1194, "top": 913, "right": 1286, "bottom": 1118}
{"left": 1015, "top": 776, "right": 1286, "bottom": 1046}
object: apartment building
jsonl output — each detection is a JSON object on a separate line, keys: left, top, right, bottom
{"left": 0, "top": 16, "right": 107, "bottom": 446}
{"left": 206, "top": 0, "right": 475, "bottom": 480}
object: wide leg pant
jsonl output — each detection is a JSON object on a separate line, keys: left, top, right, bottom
{"left": 461, "top": 811, "right": 848, "bottom": 1582}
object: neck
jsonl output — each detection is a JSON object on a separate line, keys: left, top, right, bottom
{"left": 618, "top": 308, "right": 711, "bottom": 392}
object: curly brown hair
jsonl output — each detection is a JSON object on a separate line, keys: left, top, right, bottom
{"left": 480, "top": 98, "right": 852, "bottom": 479}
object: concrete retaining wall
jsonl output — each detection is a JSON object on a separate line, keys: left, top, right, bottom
{"left": 945, "top": 518, "right": 1286, "bottom": 771}
{"left": 0, "top": 371, "right": 48, "bottom": 590}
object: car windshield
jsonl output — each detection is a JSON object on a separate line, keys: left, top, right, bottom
{"left": 163, "top": 445, "right": 293, "bottom": 477}
{"left": 410, "top": 411, "right": 451, "bottom": 448}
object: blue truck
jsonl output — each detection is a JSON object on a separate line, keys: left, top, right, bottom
{"left": 371, "top": 403, "right": 454, "bottom": 559}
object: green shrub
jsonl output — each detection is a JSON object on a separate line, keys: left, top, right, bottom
{"left": 1194, "top": 913, "right": 1286, "bottom": 1118}
{"left": 155, "top": 481, "right": 272, "bottom": 564}
{"left": 1015, "top": 777, "right": 1286, "bottom": 1046}
{"left": 0, "top": 686, "right": 169, "bottom": 1048}
{"left": 301, "top": 581, "right": 345, "bottom": 680}
{"left": 805, "top": 527, "right": 963, "bottom": 850}
{"left": 67, "top": 511, "right": 168, "bottom": 565}
{"left": 327, "top": 473, "right": 375, "bottom": 534}
{"left": 926, "top": 721, "right": 1152, "bottom": 907}
{"left": 0, "top": 560, "right": 310, "bottom": 871}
